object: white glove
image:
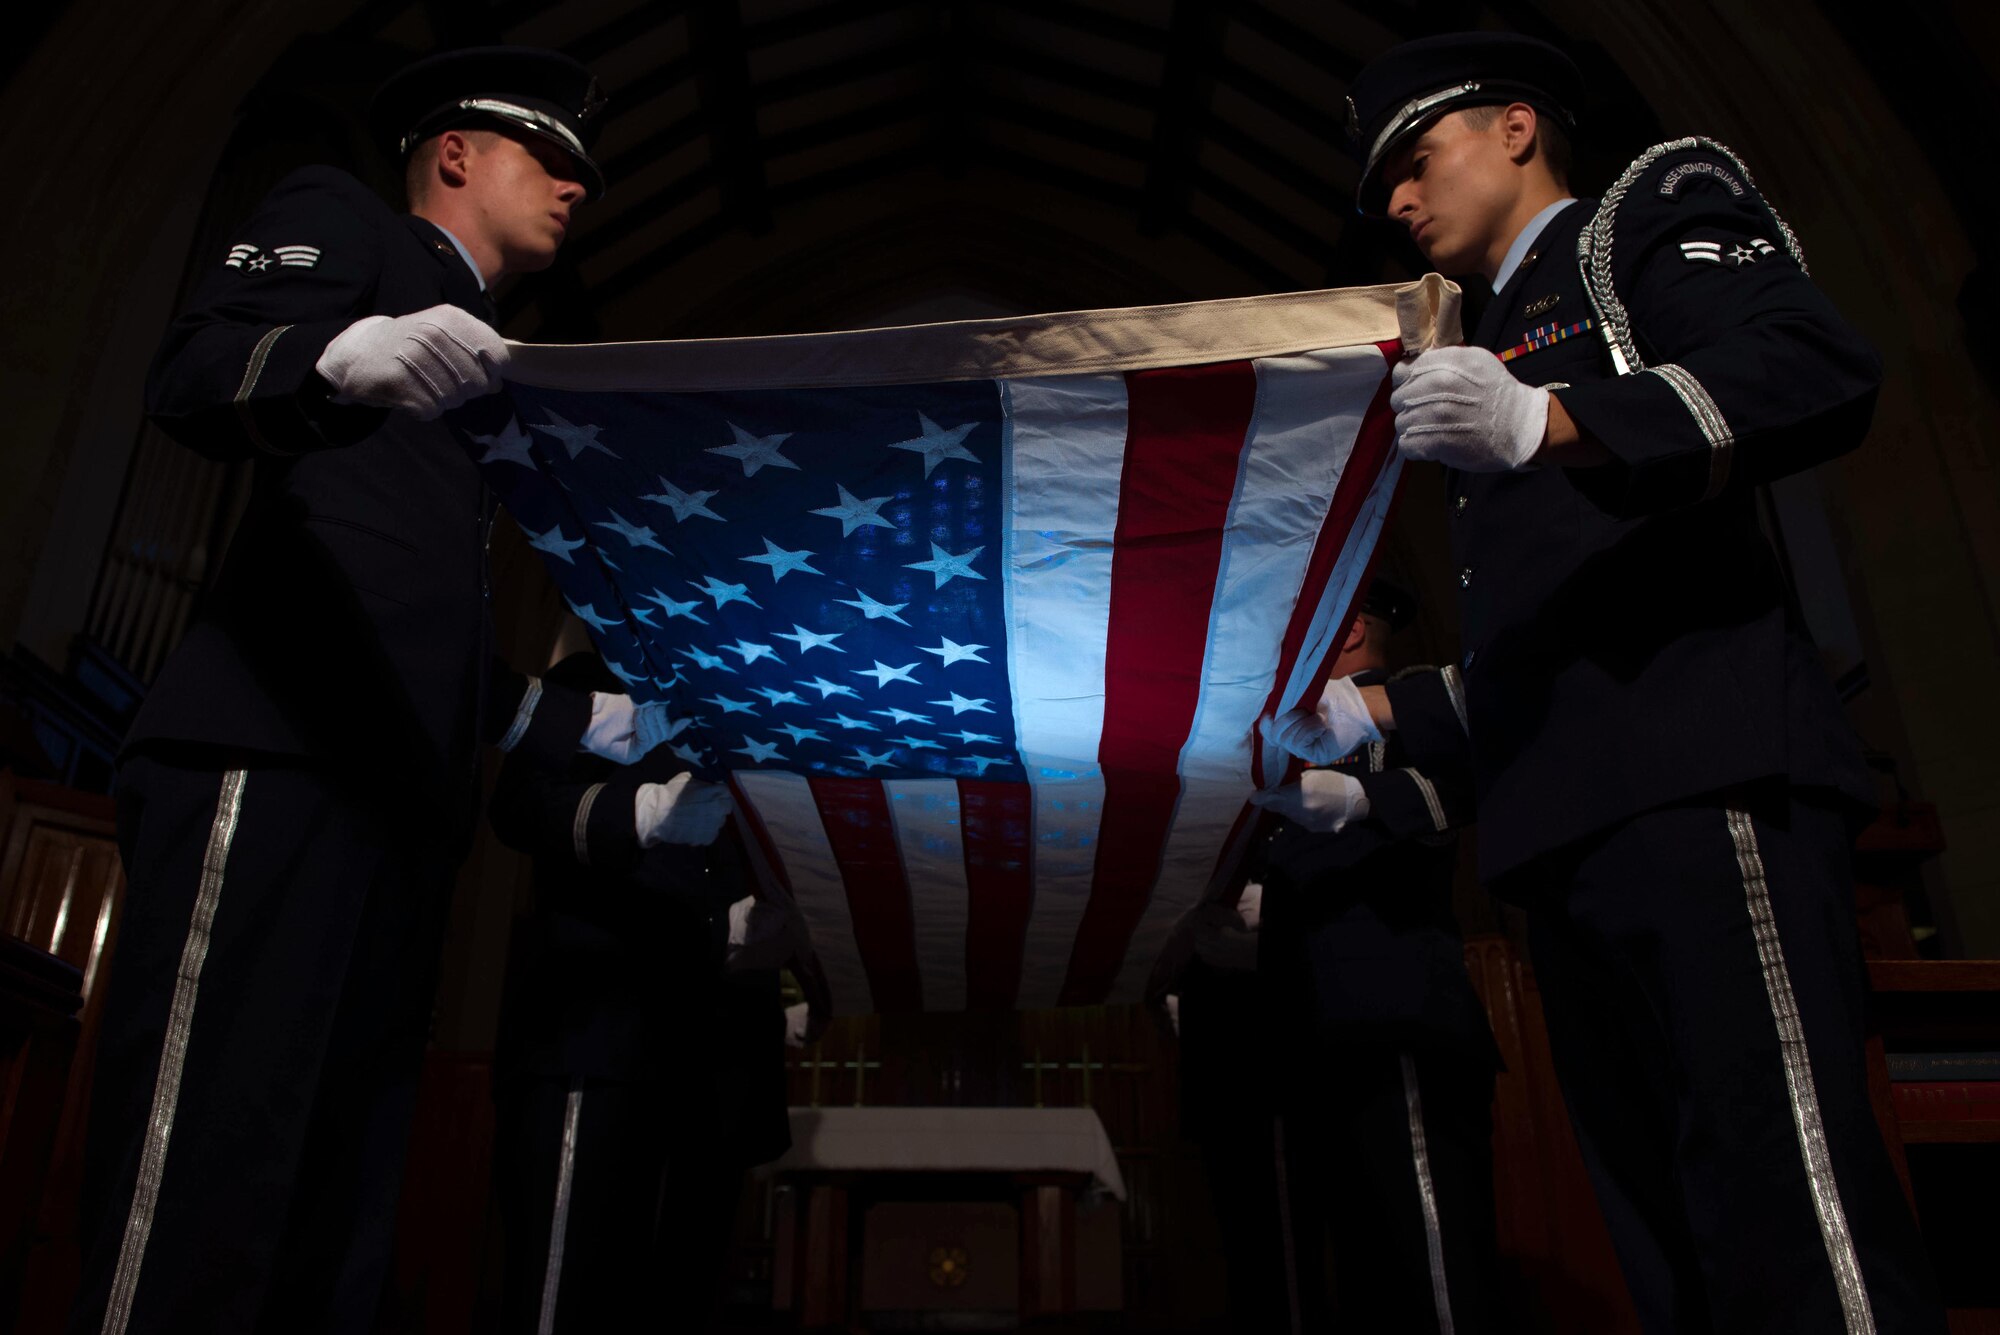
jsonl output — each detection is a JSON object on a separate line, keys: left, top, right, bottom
{"left": 726, "top": 895, "right": 800, "bottom": 970}
{"left": 581, "top": 693, "right": 687, "bottom": 764}
{"left": 634, "top": 772, "right": 733, "bottom": 846}
{"left": 1163, "top": 993, "right": 1181, "bottom": 1039}
{"left": 783, "top": 1001, "right": 834, "bottom": 1050}
{"left": 1233, "top": 881, "right": 1263, "bottom": 934}
{"left": 314, "top": 304, "right": 509, "bottom": 420}
{"left": 1390, "top": 346, "right": 1548, "bottom": 472}
{"left": 1250, "top": 769, "right": 1372, "bottom": 834}
{"left": 1261, "top": 675, "right": 1381, "bottom": 766}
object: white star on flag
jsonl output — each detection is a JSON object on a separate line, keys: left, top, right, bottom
{"left": 825, "top": 713, "right": 878, "bottom": 731}
{"left": 833, "top": 587, "right": 911, "bottom": 626}
{"left": 566, "top": 600, "right": 621, "bottom": 633}
{"left": 740, "top": 537, "right": 824, "bottom": 582}
{"left": 751, "top": 687, "right": 807, "bottom": 708}
{"left": 677, "top": 647, "right": 734, "bottom": 673}
{"left": 640, "top": 589, "right": 707, "bottom": 623}
{"left": 810, "top": 484, "right": 898, "bottom": 536}
{"left": 776, "top": 724, "right": 828, "bottom": 744}
{"left": 849, "top": 747, "right": 896, "bottom": 770}
{"left": 854, "top": 661, "right": 921, "bottom": 688}
{"left": 773, "top": 625, "right": 844, "bottom": 654}
{"left": 629, "top": 607, "right": 659, "bottom": 628}
{"left": 733, "top": 736, "right": 785, "bottom": 764}
{"left": 931, "top": 693, "right": 994, "bottom": 715}
{"left": 905, "top": 543, "right": 986, "bottom": 588}
{"left": 689, "top": 575, "right": 760, "bottom": 609}
{"left": 886, "top": 413, "right": 980, "bottom": 477}
{"left": 798, "top": 675, "right": 860, "bottom": 700}
{"left": 963, "top": 756, "right": 1009, "bottom": 775}
{"left": 723, "top": 640, "right": 782, "bottom": 666}
{"left": 945, "top": 730, "right": 1001, "bottom": 746}
{"left": 890, "top": 735, "right": 944, "bottom": 751}
{"left": 593, "top": 511, "right": 670, "bottom": 552}
{"left": 524, "top": 522, "right": 586, "bottom": 564}
{"left": 871, "top": 708, "right": 932, "bottom": 726}
{"left": 605, "top": 660, "right": 648, "bottom": 688}
{"left": 472, "top": 418, "right": 537, "bottom": 469}
{"left": 640, "top": 477, "right": 725, "bottom": 523}
{"left": 530, "top": 409, "right": 618, "bottom": 460}
{"left": 706, "top": 423, "right": 798, "bottom": 476}
{"left": 701, "top": 694, "right": 758, "bottom": 716}
{"left": 918, "top": 637, "right": 989, "bottom": 667}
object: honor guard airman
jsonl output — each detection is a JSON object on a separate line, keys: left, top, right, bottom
{"left": 1266, "top": 32, "right": 1944, "bottom": 1333}
{"left": 72, "top": 47, "right": 705, "bottom": 1334}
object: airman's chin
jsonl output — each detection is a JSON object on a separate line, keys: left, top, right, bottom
{"left": 507, "top": 243, "right": 561, "bottom": 275}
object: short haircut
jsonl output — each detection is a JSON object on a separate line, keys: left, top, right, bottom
{"left": 1458, "top": 102, "right": 1572, "bottom": 187}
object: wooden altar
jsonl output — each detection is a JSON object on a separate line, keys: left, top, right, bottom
{"left": 766, "top": 1106, "right": 1125, "bottom": 1328}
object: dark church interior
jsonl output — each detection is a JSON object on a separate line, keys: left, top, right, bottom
{"left": 4, "top": 1, "right": 2000, "bottom": 1330}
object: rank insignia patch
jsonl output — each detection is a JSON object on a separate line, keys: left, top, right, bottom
{"left": 1523, "top": 292, "right": 1561, "bottom": 317}
{"left": 226, "top": 243, "right": 319, "bottom": 272}
{"left": 1681, "top": 238, "right": 1776, "bottom": 267}
{"left": 1499, "top": 318, "right": 1594, "bottom": 363}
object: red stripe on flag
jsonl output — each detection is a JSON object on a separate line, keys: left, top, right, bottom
{"left": 1060, "top": 360, "right": 1260, "bottom": 1006}
{"left": 1253, "top": 341, "right": 1401, "bottom": 787}
{"left": 958, "top": 778, "right": 1035, "bottom": 1010}
{"left": 807, "top": 777, "right": 923, "bottom": 1013}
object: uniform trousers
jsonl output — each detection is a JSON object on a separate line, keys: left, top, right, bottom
{"left": 70, "top": 751, "right": 458, "bottom": 1335}
{"left": 493, "top": 1076, "right": 746, "bottom": 1333}
{"left": 1519, "top": 789, "right": 1944, "bottom": 1335}
{"left": 1193, "top": 1044, "right": 1499, "bottom": 1333}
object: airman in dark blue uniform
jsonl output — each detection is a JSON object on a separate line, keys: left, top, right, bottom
{"left": 1175, "top": 579, "right": 1502, "bottom": 1332}
{"left": 1266, "top": 32, "right": 1943, "bottom": 1334}
{"left": 72, "top": 48, "right": 678, "bottom": 1334}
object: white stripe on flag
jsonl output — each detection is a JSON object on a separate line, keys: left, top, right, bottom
{"left": 1259, "top": 451, "right": 1404, "bottom": 783}
{"left": 733, "top": 771, "right": 871, "bottom": 1015}
{"left": 1016, "top": 776, "right": 1105, "bottom": 1011}
{"left": 1000, "top": 373, "right": 1127, "bottom": 1010}
{"left": 1109, "top": 777, "right": 1248, "bottom": 1002}
{"left": 1000, "top": 373, "right": 1128, "bottom": 766}
{"left": 884, "top": 779, "right": 970, "bottom": 1013}
{"left": 1178, "top": 347, "right": 1399, "bottom": 784}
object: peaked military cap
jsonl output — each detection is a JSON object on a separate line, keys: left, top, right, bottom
{"left": 1360, "top": 574, "right": 1418, "bottom": 631}
{"left": 372, "top": 46, "right": 608, "bottom": 201}
{"left": 1346, "top": 32, "right": 1581, "bottom": 217}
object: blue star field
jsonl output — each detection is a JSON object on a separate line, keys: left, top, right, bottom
{"left": 460, "top": 380, "right": 1024, "bottom": 783}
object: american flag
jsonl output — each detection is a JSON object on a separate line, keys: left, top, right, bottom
{"left": 460, "top": 276, "right": 1458, "bottom": 1013}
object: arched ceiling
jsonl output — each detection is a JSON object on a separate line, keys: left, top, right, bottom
{"left": 237, "top": 1, "right": 1666, "bottom": 341}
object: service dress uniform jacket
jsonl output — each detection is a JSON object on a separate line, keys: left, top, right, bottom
{"left": 73, "top": 166, "right": 585, "bottom": 1335}
{"left": 489, "top": 651, "right": 790, "bottom": 1333}
{"left": 1386, "top": 142, "right": 1943, "bottom": 1333}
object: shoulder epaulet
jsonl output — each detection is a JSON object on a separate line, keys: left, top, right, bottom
{"left": 1577, "top": 137, "right": 1807, "bottom": 375}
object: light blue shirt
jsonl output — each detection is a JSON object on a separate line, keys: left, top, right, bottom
{"left": 1491, "top": 197, "right": 1578, "bottom": 294}
{"left": 432, "top": 223, "right": 487, "bottom": 291}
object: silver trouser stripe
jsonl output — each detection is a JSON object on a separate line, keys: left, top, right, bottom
{"left": 1409, "top": 769, "right": 1449, "bottom": 833}
{"left": 101, "top": 769, "right": 249, "bottom": 1335}
{"left": 538, "top": 1084, "right": 586, "bottom": 1335}
{"left": 1726, "top": 809, "right": 1877, "bottom": 1334}
{"left": 500, "top": 676, "right": 544, "bottom": 753}
{"left": 1271, "top": 1115, "right": 1304, "bottom": 1335}
{"left": 233, "top": 325, "right": 294, "bottom": 456}
{"left": 1440, "top": 665, "right": 1471, "bottom": 737}
{"left": 1401, "top": 1053, "right": 1456, "bottom": 1335}
{"left": 1646, "top": 363, "right": 1735, "bottom": 501}
{"left": 571, "top": 782, "right": 606, "bottom": 866}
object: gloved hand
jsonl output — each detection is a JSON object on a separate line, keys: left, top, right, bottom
{"left": 1390, "top": 346, "right": 1549, "bottom": 472}
{"left": 785, "top": 1001, "right": 831, "bottom": 1050}
{"left": 727, "top": 895, "right": 800, "bottom": 970}
{"left": 1233, "top": 881, "right": 1263, "bottom": 933}
{"left": 1261, "top": 675, "right": 1381, "bottom": 765}
{"left": 314, "top": 304, "right": 509, "bottom": 419}
{"left": 1250, "top": 769, "right": 1372, "bottom": 834}
{"left": 634, "top": 772, "right": 733, "bottom": 846}
{"left": 581, "top": 693, "right": 687, "bottom": 764}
